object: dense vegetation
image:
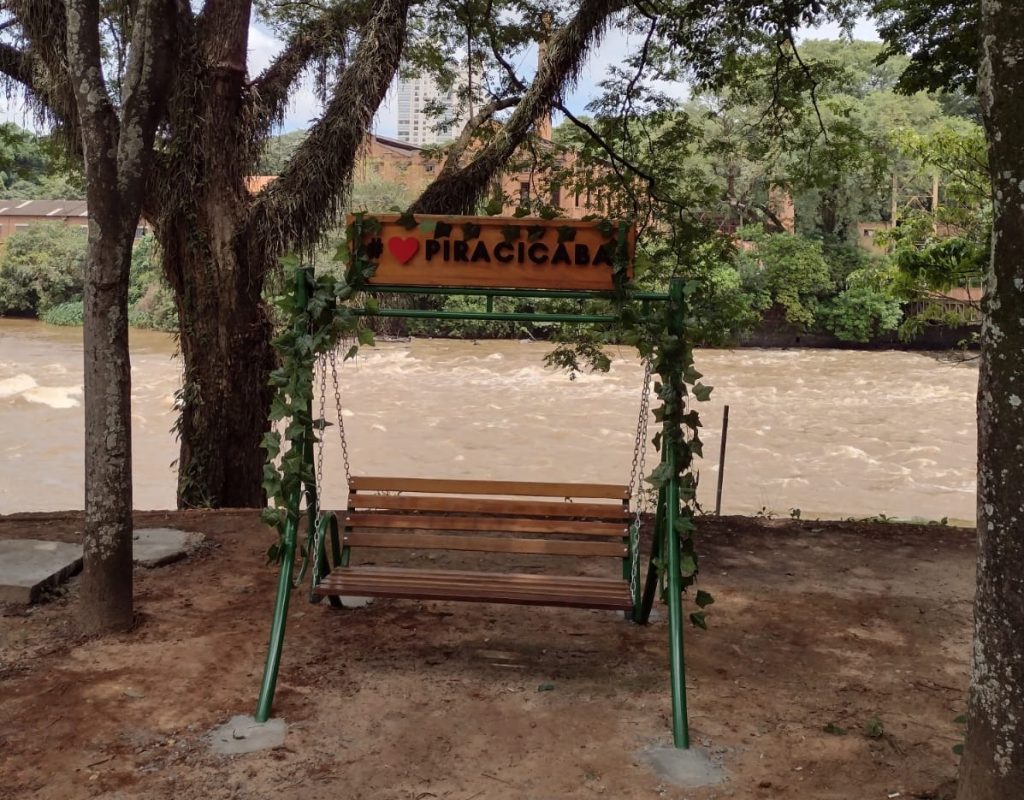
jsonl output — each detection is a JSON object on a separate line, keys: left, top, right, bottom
{"left": 0, "top": 41, "right": 987, "bottom": 346}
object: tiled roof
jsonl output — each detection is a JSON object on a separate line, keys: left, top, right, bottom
{"left": 0, "top": 200, "right": 88, "bottom": 217}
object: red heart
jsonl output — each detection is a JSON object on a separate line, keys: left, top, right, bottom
{"left": 387, "top": 236, "right": 419, "bottom": 264}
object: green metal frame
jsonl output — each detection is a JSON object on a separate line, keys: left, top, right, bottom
{"left": 254, "top": 271, "right": 692, "bottom": 749}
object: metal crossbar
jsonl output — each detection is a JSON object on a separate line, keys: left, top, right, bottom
{"left": 365, "top": 284, "right": 672, "bottom": 301}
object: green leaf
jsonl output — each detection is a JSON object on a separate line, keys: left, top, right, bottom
{"left": 513, "top": 206, "right": 530, "bottom": 218}
{"left": 695, "top": 590, "right": 714, "bottom": 608}
{"left": 538, "top": 207, "right": 559, "bottom": 220}
{"left": 344, "top": 344, "right": 359, "bottom": 361}
{"left": 364, "top": 296, "right": 380, "bottom": 314}
{"left": 674, "top": 516, "right": 696, "bottom": 535}
{"left": 952, "top": 743, "right": 964, "bottom": 755}
{"left": 260, "top": 431, "right": 281, "bottom": 458}
{"left": 260, "top": 507, "right": 283, "bottom": 527}
{"left": 502, "top": 225, "right": 522, "bottom": 242}
{"left": 397, "top": 211, "right": 417, "bottom": 230}
{"left": 680, "top": 553, "right": 697, "bottom": 576}
{"left": 692, "top": 383, "right": 713, "bottom": 402}
{"left": 357, "top": 328, "right": 375, "bottom": 346}
{"left": 537, "top": 683, "right": 556, "bottom": 692}
{"left": 461, "top": 222, "right": 481, "bottom": 240}
{"left": 595, "top": 219, "right": 614, "bottom": 238}
{"left": 433, "top": 221, "right": 453, "bottom": 238}
{"left": 557, "top": 226, "right": 577, "bottom": 243}
{"left": 527, "top": 225, "right": 545, "bottom": 242}
{"left": 823, "top": 723, "right": 847, "bottom": 736}
{"left": 645, "top": 461, "right": 673, "bottom": 488}
{"left": 953, "top": 715, "right": 968, "bottom": 725}
{"left": 689, "top": 611, "right": 708, "bottom": 630}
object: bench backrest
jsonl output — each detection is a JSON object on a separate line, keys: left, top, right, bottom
{"left": 344, "top": 476, "right": 631, "bottom": 560}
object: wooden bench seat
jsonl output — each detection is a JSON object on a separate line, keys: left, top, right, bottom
{"left": 315, "top": 567, "right": 633, "bottom": 610}
{"left": 316, "top": 476, "right": 635, "bottom": 612}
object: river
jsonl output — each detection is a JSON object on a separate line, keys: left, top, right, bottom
{"left": 0, "top": 319, "right": 979, "bottom": 522}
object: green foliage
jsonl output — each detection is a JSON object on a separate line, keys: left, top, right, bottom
{"left": 0, "top": 222, "right": 86, "bottom": 315}
{"left": 40, "top": 300, "right": 84, "bottom": 326}
{"left": 872, "top": 0, "right": 981, "bottom": 96}
{"left": 819, "top": 287, "right": 902, "bottom": 342}
{"left": 256, "top": 130, "right": 308, "bottom": 175}
{"left": 127, "top": 236, "right": 178, "bottom": 331}
{"left": 735, "top": 229, "right": 833, "bottom": 328}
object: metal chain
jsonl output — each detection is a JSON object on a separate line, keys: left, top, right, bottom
{"left": 310, "top": 353, "right": 329, "bottom": 588}
{"left": 627, "top": 358, "right": 653, "bottom": 602}
{"left": 329, "top": 348, "right": 352, "bottom": 485}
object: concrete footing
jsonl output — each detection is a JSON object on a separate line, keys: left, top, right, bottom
{"left": 207, "top": 715, "right": 287, "bottom": 755}
{"left": 638, "top": 744, "right": 727, "bottom": 787}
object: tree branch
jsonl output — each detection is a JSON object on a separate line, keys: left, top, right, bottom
{"left": 116, "top": 0, "right": 176, "bottom": 199}
{"left": 244, "top": 5, "right": 353, "bottom": 137}
{"left": 66, "top": 0, "right": 121, "bottom": 217}
{"left": 0, "top": 41, "right": 34, "bottom": 87}
{"left": 409, "top": 0, "right": 627, "bottom": 215}
{"left": 247, "top": 0, "right": 409, "bottom": 256}
{"left": 438, "top": 95, "right": 521, "bottom": 176}
{"left": 4, "top": 0, "right": 80, "bottom": 134}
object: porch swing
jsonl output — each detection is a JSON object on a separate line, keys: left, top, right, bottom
{"left": 304, "top": 348, "right": 654, "bottom": 612}
{"left": 255, "top": 214, "right": 696, "bottom": 749}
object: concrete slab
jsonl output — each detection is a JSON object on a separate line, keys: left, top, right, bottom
{"left": 207, "top": 715, "right": 287, "bottom": 756}
{"left": 0, "top": 539, "right": 83, "bottom": 604}
{"left": 133, "top": 528, "right": 204, "bottom": 568}
{"left": 638, "top": 745, "right": 727, "bottom": 788}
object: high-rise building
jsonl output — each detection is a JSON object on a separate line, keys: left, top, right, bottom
{"left": 395, "top": 73, "right": 465, "bottom": 146}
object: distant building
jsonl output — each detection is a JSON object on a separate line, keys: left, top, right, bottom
{"left": 395, "top": 73, "right": 466, "bottom": 146}
{"left": 0, "top": 200, "right": 91, "bottom": 241}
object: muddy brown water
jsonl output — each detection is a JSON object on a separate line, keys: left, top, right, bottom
{"left": 0, "top": 318, "right": 979, "bottom": 521}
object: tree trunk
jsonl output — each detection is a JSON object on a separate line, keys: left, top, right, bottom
{"left": 79, "top": 232, "right": 135, "bottom": 633}
{"left": 956, "top": 1, "right": 1024, "bottom": 796}
{"left": 159, "top": 197, "right": 276, "bottom": 509}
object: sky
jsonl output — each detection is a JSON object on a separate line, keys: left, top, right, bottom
{"left": 0, "top": 15, "right": 881, "bottom": 138}
{"left": 260, "top": 15, "right": 881, "bottom": 138}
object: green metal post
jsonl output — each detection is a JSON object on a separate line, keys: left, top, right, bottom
{"left": 664, "top": 454, "right": 690, "bottom": 749}
{"left": 637, "top": 478, "right": 666, "bottom": 624}
{"left": 255, "top": 514, "right": 297, "bottom": 722}
{"left": 665, "top": 276, "right": 690, "bottom": 749}
{"left": 254, "top": 267, "right": 313, "bottom": 723}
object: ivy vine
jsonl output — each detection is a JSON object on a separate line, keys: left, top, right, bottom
{"left": 261, "top": 212, "right": 713, "bottom": 626}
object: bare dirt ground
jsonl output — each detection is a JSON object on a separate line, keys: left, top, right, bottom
{"left": 0, "top": 511, "right": 974, "bottom": 800}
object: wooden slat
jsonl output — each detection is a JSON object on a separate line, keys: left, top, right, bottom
{"left": 316, "top": 567, "right": 632, "bottom": 610}
{"left": 344, "top": 513, "right": 627, "bottom": 538}
{"left": 347, "top": 493, "right": 629, "bottom": 521}
{"left": 350, "top": 476, "right": 628, "bottom": 500}
{"left": 335, "top": 566, "right": 629, "bottom": 593}
{"left": 343, "top": 531, "right": 626, "bottom": 558}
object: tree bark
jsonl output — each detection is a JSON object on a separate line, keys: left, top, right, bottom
{"left": 159, "top": 205, "right": 276, "bottom": 508}
{"left": 957, "top": 1, "right": 1024, "bottom": 796}
{"left": 68, "top": 0, "right": 173, "bottom": 632}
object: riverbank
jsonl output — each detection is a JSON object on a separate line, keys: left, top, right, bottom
{"left": 1, "top": 510, "right": 971, "bottom": 799}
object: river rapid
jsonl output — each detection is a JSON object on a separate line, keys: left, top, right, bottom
{"left": 0, "top": 319, "right": 979, "bottom": 522}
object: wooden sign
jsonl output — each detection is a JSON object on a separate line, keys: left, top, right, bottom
{"left": 351, "top": 214, "right": 635, "bottom": 291}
